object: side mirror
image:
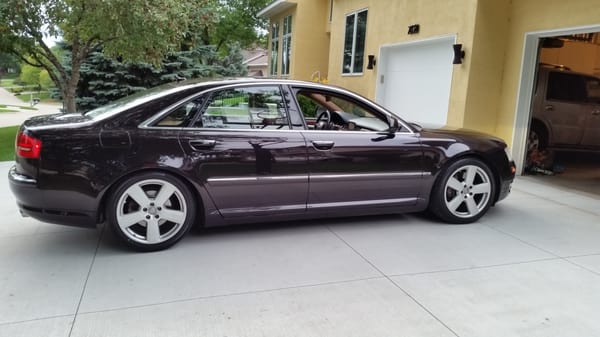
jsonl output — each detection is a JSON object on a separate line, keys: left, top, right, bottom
{"left": 388, "top": 118, "right": 400, "bottom": 133}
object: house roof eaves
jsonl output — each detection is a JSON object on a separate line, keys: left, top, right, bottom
{"left": 257, "top": 0, "right": 297, "bottom": 18}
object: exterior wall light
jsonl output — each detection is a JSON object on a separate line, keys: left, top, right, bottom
{"left": 453, "top": 44, "right": 465, "bottom": 64}
{"left": 367, "top": 55, "right": 376, "bottom": 69}
{"left": 408, "top": 24, "right": 420, "bottom": 34}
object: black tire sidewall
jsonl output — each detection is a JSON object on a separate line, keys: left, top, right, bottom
{"left": 107, "top": 172, "right": 196, "bottom": 251}
{"left": 429, "top": 158, "right": 495, "bottom": 224}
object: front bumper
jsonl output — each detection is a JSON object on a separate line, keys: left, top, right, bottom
{"left": 497, "top": 160, "right": 516, "bottom": 202}
{"left": 8, "top": 165, "right": 97, "bottom": 227}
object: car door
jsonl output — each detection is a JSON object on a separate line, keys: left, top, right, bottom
{"left": 580, "top": 75, "right": 600, "bottom": 147}
{"left": 291, "top": 86, "right": 424, "bottom": 213}
{"left": 542, "top": 71, "right": 588, "bottom": 145}
{"left": 175, "top": 85, "right": 309, "bottom": 217}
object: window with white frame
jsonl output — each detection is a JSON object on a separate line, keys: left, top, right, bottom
{"left": 282, "top": 15, "right": 292, "bottom": 76}
{"left": 342, "top": 9, "right": 368, "bottom": 75}
{"left": 270, "top": 22, "right": 279, "bottom": 76}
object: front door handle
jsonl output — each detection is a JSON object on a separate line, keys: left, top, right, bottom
{"left": 545, "top": 105, "right": 554, "bottom": 111}
{"left": 592, "top": 109, "right": 600, "bottom": 116}
{"left": 311, "top": 140, "right": 335, "bottom": 150}
{"left": 189, "top": 139, "right": 216, "bottom": 150}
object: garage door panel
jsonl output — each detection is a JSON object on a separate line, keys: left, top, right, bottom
{"left": 377, "top": 36, "right": 454, "bottom": 127}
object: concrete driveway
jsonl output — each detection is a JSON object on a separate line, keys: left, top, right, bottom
{"left": 1, "top": 160, "right": 599, "bottom": 337}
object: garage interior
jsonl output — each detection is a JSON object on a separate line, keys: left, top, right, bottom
{"left": 525, "top": 32, "right": 600, "bottom": 197}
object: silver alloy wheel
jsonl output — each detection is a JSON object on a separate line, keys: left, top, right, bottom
{"left": 443, "top": 165, "right": 492, "bottom": 219}
{"left": 115, "top": 179, "right": 187, "bottom": 245}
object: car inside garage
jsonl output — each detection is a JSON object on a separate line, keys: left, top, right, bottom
{"left": 525, "top": 33, "right": 600, "bottom": 196}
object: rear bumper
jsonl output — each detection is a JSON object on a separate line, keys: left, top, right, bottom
{"left": 8, "top": 165, "right": 97, "bottom": 228}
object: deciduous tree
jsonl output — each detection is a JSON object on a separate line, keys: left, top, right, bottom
{"left": 0, "top": 0, "right": 214, "bottom": 112}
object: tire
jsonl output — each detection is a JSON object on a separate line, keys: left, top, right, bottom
{"left": 107, "top": 172, "right": 197, "bottom": 251}
{"left": 429, "top": 158, "right": 495, "bottom": 224}
{"left": 528, "top": 123, "right": 548, "bottom": 152}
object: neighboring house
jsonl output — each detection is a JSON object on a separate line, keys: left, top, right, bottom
{"left": 242, "top": 48, "right": 269, "bottom": 77}
{"left": 259, "top": 0, "right": 600, "bottom": 171}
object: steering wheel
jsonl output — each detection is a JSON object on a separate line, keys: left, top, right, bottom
{"left": 315, "top": 109, "right": 332, "bottom": 130}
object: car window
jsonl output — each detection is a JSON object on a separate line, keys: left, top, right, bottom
{"left": 584, "top": 76, "right": 600, "bottom": 103}
{"left": 547, "top": 72, "right": 587, "bottom": 102}
{"left": 154, "top": 97, "right": 204, "bottom": 127}
{"left": 295, "top": 89, "right": 389, "bottom": 132}
{"left": 193, "top": 86, "right": 290, "bottom": 129}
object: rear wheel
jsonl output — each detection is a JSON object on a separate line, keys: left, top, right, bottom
{"left": 429, "top": 158, "right": 495, "bottom": 224}
{"left": 107, "top": 172, "right": 196, "bottom": 251}
{"left": 528, "top": 123, "right": 548, "bottom": 152}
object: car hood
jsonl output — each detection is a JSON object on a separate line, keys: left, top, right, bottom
{"left": 414, "top": 124, "right": 507, "bottom": 148}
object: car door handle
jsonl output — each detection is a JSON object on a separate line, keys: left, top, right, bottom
{"left": 592, "top": 109, "right": 600, "bottom": 116}
{"left": 311, "top": 140, "right": 335, "bottom": 150}
{"left": 545, "top": 105, "right": 554, "bottom": 111}
{"left": 189, "top": 139, "right": 216, "bottom": 150}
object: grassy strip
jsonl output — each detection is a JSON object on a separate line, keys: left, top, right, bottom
{"left": 15, "top": 91, "right": 52, "bottom": 102}
{"left": 0, "top": 126, "right": 18, "bottom": 161}
{"left": 0, "top": 79, "right": 16, "bottom": 87}
{"left": 0, "top": 108, "right": 19, "bottom": 113}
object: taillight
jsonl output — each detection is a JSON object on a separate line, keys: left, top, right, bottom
{"left": 16, "top": 132, "right": 42, "bottom": 159}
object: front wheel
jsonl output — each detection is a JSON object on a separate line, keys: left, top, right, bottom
{"left": 107, "top": 172, "right": 197, "bottom": 251}
{"left": 429, "top": 158, "right": 495, "bottom": 224}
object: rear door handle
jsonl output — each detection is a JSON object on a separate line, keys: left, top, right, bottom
{"left": 545, "top": 105, "right": 554, "bottom": 111}
{"left": 311, "top": 140, "right": 335, "bottom": 150}
{"left": 189, "top": 139, "right": 216, "bottom": 150}
{"left": 592, "top": 109, "right": 600, "bottom": 116}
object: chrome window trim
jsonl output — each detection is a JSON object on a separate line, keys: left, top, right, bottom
{"left": 138, "top": 80, "right": 416, "bottom": 135}
{"left": 140, "top": 125, "right": 415, "bottom": 135}
{"left": 140, "top": 82, "right": 294, "bottom": 129}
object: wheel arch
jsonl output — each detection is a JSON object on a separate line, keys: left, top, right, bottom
{"left": 96, "top": 168, "right": 205, "bottom": 227}
{"left": 530, "top": 118, "right": 551, "bottom": 147}
{"left": 430, "top": 152, "right": 502, "bottom": 206}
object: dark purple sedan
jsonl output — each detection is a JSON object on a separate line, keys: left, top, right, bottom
{"left": 9, "top": 79, "right": 515, "bottom": 251}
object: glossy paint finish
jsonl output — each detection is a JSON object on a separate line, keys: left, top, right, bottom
{"left": 8, "top": 79, "right": 515, "bottom": 231}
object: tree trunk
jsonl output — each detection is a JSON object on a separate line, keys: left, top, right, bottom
{"left": 63, "top": 87, "right": 77, "bottom": 113}
{"left": 62, "top": 44, "right": 85, "bottom": 113}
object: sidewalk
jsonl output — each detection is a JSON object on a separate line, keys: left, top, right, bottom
{"left": 0, "top": 87, "right": 61, "bottom": 127}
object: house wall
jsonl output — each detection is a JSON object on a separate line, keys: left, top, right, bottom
{"left": 268, "top": 1, "right": 330, "bottom": 81}
{"left": 462, "top": 0, "right": 511, "bottom": 134}
{"left": 264, "top": 0, "right": 600, "bottom": 146}
{"left": 496, "top": 0, "right": 600, "bottom": 145}
{"left": 328, "top": 0, "right": 479, "bottom": 128}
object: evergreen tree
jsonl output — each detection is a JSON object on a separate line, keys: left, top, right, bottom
{"left": 73, "top": 43, "right": 247, "bottom": 111}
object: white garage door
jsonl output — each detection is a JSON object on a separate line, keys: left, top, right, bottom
{"left": 376, "top": 36, "right": 455, "bottom": 127}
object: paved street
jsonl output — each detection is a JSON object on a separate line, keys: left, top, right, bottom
{"left": 1, "top": 160, "right": 599, "bottom": 337}
{"left": 0, "top": 87, "right": 61, "bottom": 127}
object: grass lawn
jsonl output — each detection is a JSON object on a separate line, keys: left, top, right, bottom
{"left": 0, "top": 126, "right": 18, "bottom": 161}
{"left": 0, "top": 78, "right": 16, "bottom": 88}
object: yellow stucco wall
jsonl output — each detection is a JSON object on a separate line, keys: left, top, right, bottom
{"left": 328, "top": 0, "right": 479, "bottom": 127}
{"left": 267, "top": 1, "right": 330, "bottom": 81}
{"left": 496, "top": 0, "right": 600, "bottom": 145}
{"left": 462, "top": 0, "right": 510, "bottom": 134}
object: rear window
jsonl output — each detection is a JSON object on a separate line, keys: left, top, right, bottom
{"left": 84, "top": 83, "right": 199, "bottom": 121}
